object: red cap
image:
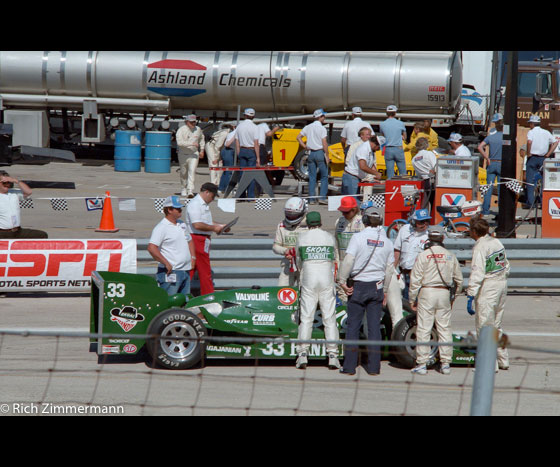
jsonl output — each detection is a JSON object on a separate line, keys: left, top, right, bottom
{"left": 338, "top": 196, "right": 358, "bottom": 212}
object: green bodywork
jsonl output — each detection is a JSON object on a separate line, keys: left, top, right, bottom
{"left": 90, "top": 271, "right": 475, "bottom": 365}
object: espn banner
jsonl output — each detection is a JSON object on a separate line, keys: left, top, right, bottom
{"left": 0, "top": 239, "right": 137, "bottom": 292}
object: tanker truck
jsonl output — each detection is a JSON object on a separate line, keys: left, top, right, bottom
{"left": 0, "top": 50, "right": 493, "bottom": 173}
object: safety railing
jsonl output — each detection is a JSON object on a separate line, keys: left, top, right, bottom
{"left": 136, "top": 237, "right": 560, "bottom": 291}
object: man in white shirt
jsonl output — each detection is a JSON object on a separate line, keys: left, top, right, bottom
{"left": 235, "top": 108, "right": 261, "bottom": 199}
{"left": 148, "top": 195, "right": 196, "bottom": 296}
{"left": 526, "top": 114, "right": 559, "bottom": 206}
{"left": 185, "top": 182, "right": 230, "bottom": 295}
{"left": 0, "top": 170, "right": 47, "bottom": 239}
{"left": 205, "top": 123, "right": 233, "bottom": 187}
{"left": 176, "top": 114, "right": 205, "bottom": 197}
{"left": 393, "top": 208, "right": 431, "bottom": 300}
{"left": 342, "top": 133, "right": 382, "bottom": 195}
{"left": 297, "top": 109, "right": 329, "bottom": 204}
{"left": 447, "top": 133, "right": 471, "bottom": 157}
{"left": 337, "top": 206, "right": 395, "bottom": 375}
{"left": 340, "top": 107, "right": 374, "bottom": 152}
{"left": 411, "top": 137, "right": 437, "bottom": 180}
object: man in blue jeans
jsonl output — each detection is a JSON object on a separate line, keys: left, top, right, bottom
{"left": 235, "top": 108, "right": 260, "bottom": 199}
{"left": 148, "top": 195, "right": 196, "bottom": 296}
{"left": 297, "top": 109, "right": 329, "bottom": 204}
{"left": 379, "top": 105, "right": 407, "bottom": 179}
{"left": 478, "top": 113, "right": 504, "bottom": 215}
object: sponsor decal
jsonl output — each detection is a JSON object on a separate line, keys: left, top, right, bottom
{"left": 235, "top": 292, "right": 270, "bottom": 301}
{"left": 299, "top": 245, "right": 335, "bottom": 261}
{"left": 367, "top": 239, "right": 385, "bottom": 247}
{"left": 252, "top": 313, "right": 275, "bottom": 325}
{"left": 429, "top": 86, "right": 446, "bottom": 92}
{"left": 441, "top": 194, "right": 466, "bottom": 207}
{"left": 0, "top": 239, "right": 136, "bottom": 291}
{"left": 277, "top": 288, "right": 297, "bottom": 306}
{"left": 110, "top": 306, "right": 145, "bottom": 332}
{"left": 224, "top": 318, "right": 249, "bottom": 325}
{"left": 123, "top": 344, "right": 137, "bottom": 354}
{"left": 102, "top": 345, "right": 120, "bottom": 354}
{"left": 549, "top": 197, "right": 560, "bottom": 218}
{"left": 207, "top": 345, "right": 242, "bottom": 354}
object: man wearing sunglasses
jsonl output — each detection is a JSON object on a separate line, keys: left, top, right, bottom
{"left": 392, "top": 209, "right": 431, "bottom": 300}
{"left": 148, "top": 195, "right": 196, "bottom": 296}
{"left": 0, "top": 170, "right": 48, "bottom": 239}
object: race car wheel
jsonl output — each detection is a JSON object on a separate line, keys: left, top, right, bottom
{"left": 293, "top": 150, "right": 310, "bottom": 181}
{"left": 146, "top": 308, "right": 207, "bottom": 370}
{"left": 391, "top": 314, "right": 438, "bottom": 369}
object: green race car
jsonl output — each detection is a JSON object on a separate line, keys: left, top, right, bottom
{"left": 90, "top": 271, "right": 475, "bottom": 370}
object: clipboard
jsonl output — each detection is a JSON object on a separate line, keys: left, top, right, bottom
{"left": 218, "top": 216, "right": 239, "bottom": 235}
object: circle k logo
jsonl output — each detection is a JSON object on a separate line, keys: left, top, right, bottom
{"left": 277, "top": 288, "right": 297, "bottom": 306}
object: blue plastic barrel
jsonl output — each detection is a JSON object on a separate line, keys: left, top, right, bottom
{"left": 114, "top": 130, "right": 142, "bottom": 172}
{"left": 144, "top": 131, "right": 172, "bottom": 173}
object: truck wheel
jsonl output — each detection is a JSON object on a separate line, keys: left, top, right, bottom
{"left": 293, "top": 150, "right": 310, "bottom": 181}
{"left": 391, "top": 314, "right": 438, "bottom": 369}
{"left": 146, "top": 308, "right": 207, "bottom": 370}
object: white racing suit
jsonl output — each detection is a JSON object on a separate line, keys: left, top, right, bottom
{"left": 176, "top": 125, "right": 205, "bottom": 195}
{"left": 334, "top": 214, "right": 364, "bottom": 303}
{"left": 272, "top": 222, "right": 307, "bottom": 287}
{"left": 409, "top": 245, "right": 463, "bottom": 365}
{"left": 204, "top": 128, "right": 230, "bottom": 186}
{"left": 296, "top": 228, "right": 339, "bottom": 356}
{"left": 467, "top": 234, "right": 510, "bottom": 369}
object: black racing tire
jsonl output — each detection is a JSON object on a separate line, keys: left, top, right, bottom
{"left": 386, "top": 220, "right": 408, "bottom": 241}
{"left": 146, "top": 308, "right": 207, "bottom": 370}
{"left": 391, "top": 314, "right": 438, "bottom": 369}
{"left": 292, "top": 150, "right": 310, "bottom": 181}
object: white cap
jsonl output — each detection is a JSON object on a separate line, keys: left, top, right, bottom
{"left": 244, "top": 108, "right": 256, "bottom": 116}
{"left": 313, "top": 108, "right": 327, "bottom": 118}
{"left": 447, "top": 132, "right": 463, "bottom": 143}
{"left": 529, "top": 114, "right": 541, "bottom": 123}
{"left": 162, "top": 195, "right": 184, "bottom": 209}
{"left": 186, "top": 114, "right": 197, "bottom": 122}
{"left": 386, "top": 105, "right": 398, "bottom": 113}
{"left": 352, "top": 106, "right": 362, "bottom": 114}
{"left": 492, "top": 113, "right": 503, "bottom": 122}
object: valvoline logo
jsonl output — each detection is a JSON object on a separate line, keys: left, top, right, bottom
{"left": 441, "top": 194, "right": 465, "bottom": 206}
{"left": 146, "top": 59, "right": 207, "bottom": 97}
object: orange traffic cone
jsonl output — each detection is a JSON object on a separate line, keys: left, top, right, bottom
{"left": 95, "top": 191, "right": 119, "bottom": 233}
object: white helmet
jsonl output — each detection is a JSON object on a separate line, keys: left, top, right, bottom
{"left": 461, "top": 200, "right": 482, "bottom": 217}
{"left": 284, "top": 197, "right": 307, "bottom": 227}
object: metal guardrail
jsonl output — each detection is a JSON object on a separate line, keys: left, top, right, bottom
{"left": 136, "top": 237, "right": 560, "bottom": 290}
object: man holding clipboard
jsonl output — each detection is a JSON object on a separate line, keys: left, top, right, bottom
{"left": 185, "top": 183, "right": 232, "bottom": 295}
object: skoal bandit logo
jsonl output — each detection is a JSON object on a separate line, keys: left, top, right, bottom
{"left": 110, "top": 306, "right": 145, "bottom": 332}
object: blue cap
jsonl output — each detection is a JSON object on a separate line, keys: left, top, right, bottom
{"left": 492, "top": 113, "right": 503, "bottom": 122}
{"left": 413, "top": 208, "right": 432, "bottom": 221}
{"left": 163, "top": 195, "right": 184, "bottom": 209}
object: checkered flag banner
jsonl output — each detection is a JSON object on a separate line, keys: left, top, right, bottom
{"left": 254, "top": 198, "right": 272, "bottom": 210}
{"left": 154, "top": 197, "right": 191, "bottom": 213}
{"left": 479, "top": 184, "right": 492, "bottom": 196}
{"left": 367, "top": 193, "right": 385, "bottom": 207}
{"left": 154, "top": 198, "right": 165, "bottom": 213}
{"left": 19, "top": 198, "right": 34, "bottom": 209}
{"left": 50, "top": 198, "right": 68, "bottom": 211}
{"left": 505, "top": 179, "right": 523, "bottom": 194}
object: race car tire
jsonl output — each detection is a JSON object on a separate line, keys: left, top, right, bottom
{"left": 146, "top": 308, "right": 207, "bottom": 370}
{"left": 391, "top": 314, "right": 438, "bottom": 369}
{"left": 293, "top": 150, "right": 310, "bottom": 181}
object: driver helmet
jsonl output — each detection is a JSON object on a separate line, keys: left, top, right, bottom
{"left": 284, "top": 196, "right": 307, "bottom": 227}
{"left": 461, "top": 200, "right": 482, "bottom": 217}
